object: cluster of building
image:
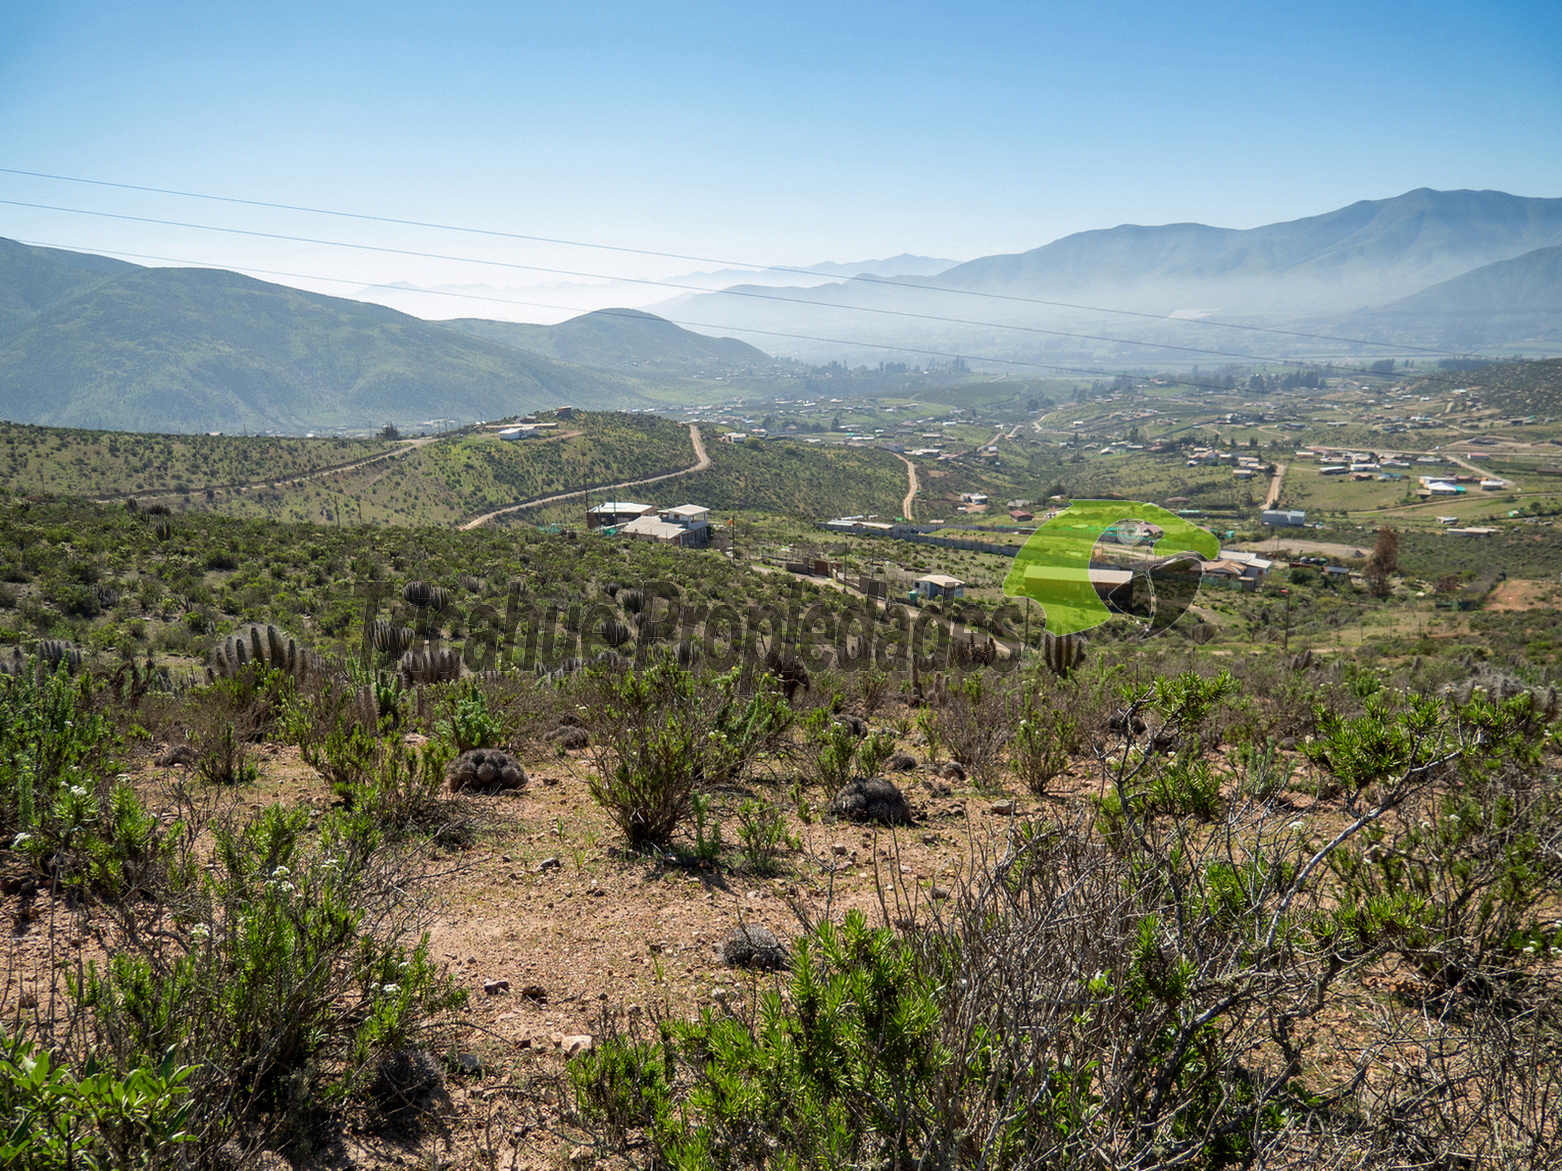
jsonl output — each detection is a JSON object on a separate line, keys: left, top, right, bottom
{"left": 585, "top": 501, "right": 713, "bottom": 547}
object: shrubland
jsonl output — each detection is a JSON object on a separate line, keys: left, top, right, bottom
{"left": 0, "top": 487, "right": 1559, "bottom": 1167}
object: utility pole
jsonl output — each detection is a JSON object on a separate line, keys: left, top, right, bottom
{"left": 1282, "top": 588, "right": 1291, "bottom": 652}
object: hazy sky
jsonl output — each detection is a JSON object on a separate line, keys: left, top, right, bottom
{"left": 2, "top": 0, "right": 1559, "bottom": 315}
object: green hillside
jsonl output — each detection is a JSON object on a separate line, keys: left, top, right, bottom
{"left": 0, "top": 254, "right": 678, "bottom": 432}
{"left": 442, "top": 308, "right": 776, "bottom": 372}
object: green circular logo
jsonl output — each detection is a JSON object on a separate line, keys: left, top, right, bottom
{"left": 1002, "top": 501, "right": 1219, "bottom": 636}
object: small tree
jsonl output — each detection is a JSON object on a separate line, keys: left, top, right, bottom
{"left": 379, "top": 422, "right": 401, "bottom": 440}
{"left": 1370, "top": 525, "right": 1399, "bottom": 575}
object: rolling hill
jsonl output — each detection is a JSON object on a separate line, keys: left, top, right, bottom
{"left": 0, "top": 239, "right": 755, "bottom": 433}
{"left": 440, "top": 308, "right": 778, "bottom": 372}
{"left": 1360, "top": 247, "right": 1562, "bottom": 349}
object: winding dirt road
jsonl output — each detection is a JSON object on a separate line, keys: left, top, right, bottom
{"left": 895, "top": 454, "right": 919, "bottom": 521}
{"left": 458, "top": 424, "right": 710, "bottom": 530}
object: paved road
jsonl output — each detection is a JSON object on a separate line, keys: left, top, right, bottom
{"left": 458, "top": 424, "right": 710, "bottom": 530}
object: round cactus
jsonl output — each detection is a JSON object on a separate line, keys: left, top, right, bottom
{"left": 446, "top": 748, "right": 527, "bottom": 792}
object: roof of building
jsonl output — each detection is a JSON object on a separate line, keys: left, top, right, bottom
{"left": 916, "top": 573, "right": 965, "bottom": 588}
{"left": 620, "top": 516, "right": 688, "bottom": 540}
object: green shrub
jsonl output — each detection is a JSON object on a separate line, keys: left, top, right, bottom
{"left": 735, "top": 797, "right": 796, "bottom": 874}
{"left": 587, "top": 663, "right": 791, "bottom": 848}
{"left": 1011, "top": 700, "right": 1079, "bottom": 796}
{"left": 0, "top": 1035, "right": 194, "bottom": 1170}
{"left": 0, "top": 660, "right": 117, "bottom": 840}
{"left": 435, "top": 679, "right": 503, "bottom": 753}
{"left": 72, "top": 804, "right": 466, "bottom": 1154}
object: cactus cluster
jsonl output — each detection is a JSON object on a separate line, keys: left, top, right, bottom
{"left": 445, "top": 748, "right": 527, "bottom": 792}
{"left": 209, "top": 624, "right": 308, "bottom": 680}
{"left": 1040, "top": 630, "right": 1087, "bottom": 678}
{"left": 402, "top": 580, "right": 451, "bottom": 611}
{"left": 1443, "top": 670, "right": 1560, "bottom": 719}
{"left": 369, "top": 620, "right": 417, "bottom": 659}
{"left": 38, "top": 640, "right": 83, "bottom": 674}
{"left": 398, "top": 647, "right": 461, "bottom": 686}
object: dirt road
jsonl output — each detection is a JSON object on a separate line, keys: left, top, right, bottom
{"left": 1263, "top": 463, "right": 1287, "bottom": 509}
{"left": 458, "top": 424, "right": 710, "bottom": 530}
{"left": 896, "top": 454, "right": 919, "bottom": 520}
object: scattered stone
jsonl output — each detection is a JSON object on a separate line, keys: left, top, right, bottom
{"left": 938, "top": 761, "right": 966, "bottom": 783}
{"left": 536, "top": 856, "right": 562, "bottom": 873}
{"left": 17, "top": 991, "right": 37, "bottom": 1009}
{"left": 520, "top": 984, "right": 548, "bottom": 1002}
{"left": 454, "top": 1052, "right": 484, "bottom": 1077}
{"left": 721, "top": 924, "right": 790, "bottom": 971}
{"left": 832, "top": 843, "right": 849, "bottom": 856}
{"left": 560, "top": 1034, "right": 594, "bottom": 1059}
{"left": 827, "top": 777, "right": 912, "bottom": 826}
{"left": 447, "top": 749, "right": 527, "bottom": 793}
{"left": 483, "top": 979, "right": 510, "bottom": 996}
{"left": 990, "top": 799, "right": 1016, "bottom": 816}
{"left": 925, "top": 778, "right": 953, "bottom": 798}
{"left": 886, "top": 750, "right": 918, "bottom": 771}
{"left": 921, "top": 834, "right": 938, "bottom": 846}
{"left": 153, "top": 744, "right": 198, "bottom": 768}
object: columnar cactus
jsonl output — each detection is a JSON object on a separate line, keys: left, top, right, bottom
{"left": 209, "top": 624, "right": 305, "bottom": 679}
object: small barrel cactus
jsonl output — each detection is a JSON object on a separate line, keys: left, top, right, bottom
{"left": 446, "top": 748, "right": 527, "bottom": 792}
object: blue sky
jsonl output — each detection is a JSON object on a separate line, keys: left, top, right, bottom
{"left": 1, "top": 0, "right": 1558, "bottom": 313}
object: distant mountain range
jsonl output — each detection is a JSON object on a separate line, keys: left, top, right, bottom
{"left": 648, "top": 189, "right": 1562, "bottom": 361}
{"left": 353, "top": 254, "right": 960, "bottom": 322}
{"left": 0, "top": 239, "right": 764, "bottom": 432}
{"left": 4, "top": 188, "right": 1561, "bottom": 433}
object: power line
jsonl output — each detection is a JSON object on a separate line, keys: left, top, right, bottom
{"left": 0, "top": 197, "right": 1451, "bottom": 379}
{"left": 0, "top": 165, "right": 1476, "bottom": 357}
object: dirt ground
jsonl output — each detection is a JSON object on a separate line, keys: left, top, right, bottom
{"left": 1486, "top": 577, "right": 1561, "bottom": 612}
{"left": 3, "top": 730, "right": 1123, "bottom": 1170}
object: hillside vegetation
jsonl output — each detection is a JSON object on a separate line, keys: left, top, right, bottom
{"left": 0, "top": 239, "right": 743, "bottom": 432}
{"left": 1419, "top": 357, "right": 1562, "bottom": 417}
{"left": 0, "top": 490, "right": 1559, "bottom": 1168}
{"left": 442, "top": 308, "right": 777, "bottom": 373}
